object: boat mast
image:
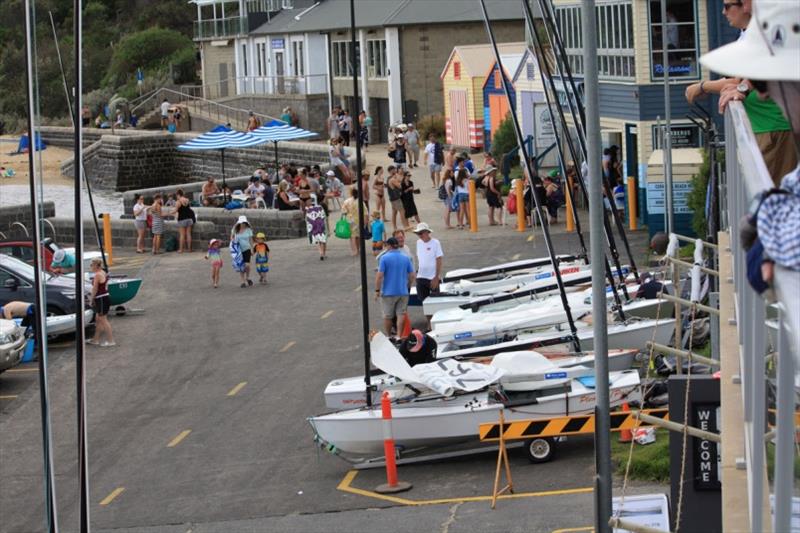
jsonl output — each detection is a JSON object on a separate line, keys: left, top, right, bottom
{"left": 24, "top": 0, "right": 60, "bottom": 529}
{"left": 350, "top": 0, "right": 373, "bottom": 407}
{"left": 73, "top": 1, "right": 92, "bottom": 530}
{"left": 478, "top": 0, "right": 581, "bottom": 352}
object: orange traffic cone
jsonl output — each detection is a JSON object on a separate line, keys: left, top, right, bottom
{"left": 400, "top": 312, "right": 412, "bottom": 338}
{"left": 619, "top": 401, "right": 633, "bottom": 443}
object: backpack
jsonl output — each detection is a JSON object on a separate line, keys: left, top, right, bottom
{"left": 437, "top": 181, "right": 447, "bottom": 200}
{"left": 433, "top": 142, "right": 444, "bottom": 165}
{"left": 334, "top": 215, "right": 351, "bottom": 239}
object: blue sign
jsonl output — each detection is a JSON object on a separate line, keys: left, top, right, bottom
{"left": 535, "top": 271, "right": 554, "bottom": 280}
{"left": 454, "top": 332, "right": 473, "bottom": 340}
{"left": 545, "top": 372, "right": 568, "bottom": 379}
{"left": 271, "top": 38, "right": 285, "bottom": 49}
{"left": 136, "top": 68, "right": 144, "bottom": 82}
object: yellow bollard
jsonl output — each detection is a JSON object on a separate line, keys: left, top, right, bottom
{"left": 565, "top": 176, "right": 575, "bottom": 233}
{"left": 101, "top": 213, "right": 113, "bottom": 266}
{"left": 515, "top": 179, "right": 525, "bottom": 232}
{"left": 627, "top": 176, "right": 638, "bottom": 231}
{"left": 468, "top": 178, "right": 478, "bottom": 233}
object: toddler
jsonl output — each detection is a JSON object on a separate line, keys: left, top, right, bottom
{"left": 370, "top": 210, "right": 386, "bottom": 256}
{"left": 205, "top": 239, "right": 223, "bottom": 288}
{"left": 253, "top": 232, "right": 270, "bottom": 284}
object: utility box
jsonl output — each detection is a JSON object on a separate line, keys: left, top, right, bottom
{"left": 646, "top": 148, "right": 703, "bottom": 238}
{"left": 668, "top": 375, "right": 721, "bottom": 533}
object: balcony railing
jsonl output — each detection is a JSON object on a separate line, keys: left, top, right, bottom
{"left": 180, "top": 74, "right": 330, "bottom": 100}
{"left": 193, "top": 16, "right": 248, "bottom": 40}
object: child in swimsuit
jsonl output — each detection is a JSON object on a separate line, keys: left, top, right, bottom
{"left": 205, "top": 239, "right": 223, "bottom": 288}
{"left": 253, "top": 232, "right": 270, "bottom": 284}
{"left": 370, "top": 210, "right": 386, "bottom": 256}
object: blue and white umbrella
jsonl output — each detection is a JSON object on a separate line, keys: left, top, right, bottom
{"left": 250, "top": 120, "right": 318, "bottom": 167}
{"left": 177, "top": 125, "right": 267, "bottom": 194}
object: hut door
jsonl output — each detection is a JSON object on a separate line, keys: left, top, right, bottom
{"left": 489, "top": 94, "right": 510, "bottom": 136}
{"left": 449, "top": 89, "right": 468, "bottom": 147}
{"left": 520, "top": 91, "right": 536, "bottom": 140}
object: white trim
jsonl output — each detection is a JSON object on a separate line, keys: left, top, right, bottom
{"left": 325, "top": 32, "right": 332, "bottom": 114}
{"left": 386, "top": 27, "right": 402, "bottom": 124}
{"left": 358, "top": 29, "right": 369, "bottom": 115}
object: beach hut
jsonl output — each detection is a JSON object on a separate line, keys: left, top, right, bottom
{"left": 481, "top": 53, "right": 524, "bottom": 151}
{"left": 511, "top": 48, "right": 557, "bottom": 167}
{"left": 440, "top": 42, "right": 526, "bottom": 150}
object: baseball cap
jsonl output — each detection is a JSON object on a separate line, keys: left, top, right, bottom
{"left": 326, "top": 170, "right": 336, "bottom": 177}
{"left": 386, "top": 237, "right": 399, "bottom": 247}
{"left": 53, "top": 249, "right": 66, "bottom": 262}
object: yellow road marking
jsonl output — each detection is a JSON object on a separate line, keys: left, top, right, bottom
{"left": 7, "top": 368, "right": 38, "bottom": 373}
{"left": 337, "top": 470, "right": 593, "bottom": 506}
{"left": 512, "top": 253, "right": 521, "bottom": 260}
{"left": 353, "top": 285, "right": 361, "bottom": 292}
{"left": 279, "top": 341, "right": 296, "bottom": 353}
{"left": 227, "top": 382, "right": 247, "bottom": 397}
{"left": 0, "top": 395, "right": 18, "bottom": 400}
{"left": 167, "top": 429, "right": 191, "bottom": 448}
{"left": 321, "top": 310, "right": 334, "bottom": 319}
{"left": 527, "top": 235, "right": 534, "bottom": 242}
{"left": 99, "top": 487, "right": 125, "bottom": 506}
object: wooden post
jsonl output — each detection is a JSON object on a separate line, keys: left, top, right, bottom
{"left": 515, "top": 178, "right": 525, "bottom": 232}
{"left": 101, "top": 213, "right": 113, "bottom": 266}
{"left": 491, "top": 410, "right": 513, "bottom": 509}
{"left": 565, "top": 175, "right": 575, "bottom": 233}
{"left": 468, "top": 178, "right": 478, "bottom": 233}
{"left": 627, "top": 176, "right": 637, "bottom": 230}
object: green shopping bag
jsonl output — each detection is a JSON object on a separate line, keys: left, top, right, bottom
{"left": 334, "top": 215, "right": 352, "bottom": 239}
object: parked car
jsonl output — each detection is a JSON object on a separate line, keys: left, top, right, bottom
{"left": 0, "top": 255, "right": 94, "bottom": 336}
{"left": 0, "top": 319, "right": 26, "bottom": 373}
{"left": 0, "top": 238, "right": 102, "bottom": 273}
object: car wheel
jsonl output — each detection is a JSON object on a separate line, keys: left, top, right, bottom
{"left": 524, "top": 437, "right": 555, "bottom": 463}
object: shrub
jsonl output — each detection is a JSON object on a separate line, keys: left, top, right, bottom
{"left": 103, "top": 27, "right": 197, "bottom": 87}
{"left": 491, "top": 113, "right": 519, "bottom": 165}
{"left": 686, "top": 147, "right": 724, "bottom": 238}
{"left": 417, "top": 113, "right": 445, "bottom": 142}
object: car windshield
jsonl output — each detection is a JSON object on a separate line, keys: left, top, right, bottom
{"left": 1, "top": 256, "right": 52, "bottom": 282}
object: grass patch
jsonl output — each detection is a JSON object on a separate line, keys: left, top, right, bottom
{"left": 611, "top": 429, "right": 671, "bottom": 483}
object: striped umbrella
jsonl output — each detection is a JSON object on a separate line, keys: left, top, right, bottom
{"left": 250, "top": 120, "right": 318, "bottom": 168}
{"left": 177, "top": 126, "right": 267, "bottom": 195}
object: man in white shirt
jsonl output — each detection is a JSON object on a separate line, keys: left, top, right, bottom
{"left": 413, "top": 222, "right": 443, "bottom": 330}
{"left": 160, "top": 98, "right": 170, "bottom": 130}
{"left": 423, "top": 133, "right": 443, "bottom": 189}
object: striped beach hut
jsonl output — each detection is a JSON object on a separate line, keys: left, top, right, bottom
{"left": 511, "top": 48, "right": 557, "bottom": 166}
{"left": 440, "top": 42, "right": 526, "bottom": 150}
{"left": 481, "top": 52, "right": 525, "bottom": 151}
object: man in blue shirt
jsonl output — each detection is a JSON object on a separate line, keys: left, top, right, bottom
{"left": 375, "top": 237, "right": 416, "bottom": 337}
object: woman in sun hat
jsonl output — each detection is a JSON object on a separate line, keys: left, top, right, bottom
{"left": 230, "top": 215, "right": 254, "bottom": 287}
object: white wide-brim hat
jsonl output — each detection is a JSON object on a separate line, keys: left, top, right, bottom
{"left": 413, "top": 222, "right": 433, "bottom": 234}
{"left": 236, "top": 215, "right": 249, "bottom": 225}
{"left": 700, "top": 1, "right": 800, "bottom": 81}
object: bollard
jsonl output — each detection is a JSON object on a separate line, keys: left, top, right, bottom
{"left": 627, "top": 176, "right": 638, "bottom": 231}
{"left": 101, "top": 213, "right": 113, "bottom": 266}
{"left": 400, "top": 312, "right": 411, "bottom": 338}
{"left": 374, "top": 392, "right": 412, "bottom": 494}
{"left": 515, "top": 178, "right": 525, "bottom": 232}
{"left": 619, "top": 401, "right": 633, "bottom": 443}
{"left": 468, "top": 178, "right": 478, "bottom": 233}
{"left": 565, "top": 175, "right": 575, "bottom": 233}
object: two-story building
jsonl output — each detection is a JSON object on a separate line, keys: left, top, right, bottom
{"left": 191, "top": 0, "right": 525, "bottom": 142}
{"left": 543, "top": 0, "right": 739, "bottom": 231}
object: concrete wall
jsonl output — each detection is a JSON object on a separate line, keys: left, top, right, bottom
{"left": 0, "top": 202, "right": 56, "bottom": 239}
{"left": 219, "top": 94, "right": 329, "bottom": 135}
{"left": 400, "top": 21, "right": 524, "bottom": 123}
{"left": 201, "top": 42, "right": 237, "bottom": 98}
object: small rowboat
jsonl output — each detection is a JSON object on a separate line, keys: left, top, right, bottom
{"left": 107, "top": 277, "right": 143, "bottom": 306}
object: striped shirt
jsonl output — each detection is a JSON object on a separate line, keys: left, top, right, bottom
{"left": 757, "top": 165, "right": 800, "bottom": 270}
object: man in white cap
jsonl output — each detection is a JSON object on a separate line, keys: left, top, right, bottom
{"left": 50, "top": 248, "right": 76, "bottom": 275}
{"left": 413, "top": 222, "right": 443, "bottom": 330}
{"left": 700, "top": 0, "right": 800, "bottom": 283}
{"left": 324, "top": 169, "right": 344, "bottom": 200}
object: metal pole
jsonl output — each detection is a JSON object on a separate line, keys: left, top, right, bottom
{"left": 660, "top": 0, "right": 674, "bottom": 234}
{"left": 24, "top": 1, "right": 59, "bottom": 530}
{"left": 581, "top": 1, "right": 611, "bottom": 531}
{"left": 73, "top": 1, "right": 90, "bottom": 530}
{"left": 350, "top": 0, "right": 372, "bottom": 407}
{"left": 750, "top": 292, "right": 766, "bottom": 533}
{"left": 479, "top": 0, "right": 581, "bottom": 351}
{"left": 774, "top": 308, "right": 796, "bottom": 533}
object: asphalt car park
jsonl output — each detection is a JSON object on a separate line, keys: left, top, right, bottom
{"left": 0, "top": 191, "right": 663, "bottom": 533}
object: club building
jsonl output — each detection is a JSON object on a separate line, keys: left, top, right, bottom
{"left": 191, "top": 0, "right": 525, "bottom": 142}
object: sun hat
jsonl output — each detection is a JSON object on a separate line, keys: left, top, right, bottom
{"left": 53, "top": 249, "right": 66, "bottom": 263}
{"left": 397, "top": 133, "right": 404, "bottom": 138}
{"left": 256, "top": 232, "right": 266, "bottom": 239}
{"left": 406, "top": 330, "right": 425, "bottom": 353}
{"left": 208, "top": 238, "right": 221, "bottom": 247}
{"left": 236, "top": 215, "right": 249, "bottom": 226}
{"left": 413, "top": 222, "right": 433, "bottom": 234}
{"left": 326, "top": 170, "right": 336, "bottom": 176}
{"left": 699, "top": 1, "right": 800, "bottom": 81}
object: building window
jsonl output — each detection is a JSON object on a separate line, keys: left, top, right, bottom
{"left": 331, "top": 40, "right": 359, "bottom": 77}
{"left": 247, "top": 0, "right": 269, "bottom": 13}
{"left": 242, "top": 43, "right": 248, "bottom": 76}
{"left": 648, "top": 0, "right": 699, "bottom": 80}
{"left": 554, "top": 2, "right": 635, "bottom": 81}
{"left": 494, "top": 68, "right": 502, "bottom": 89}
{"left": 292, "top": 40, "right": 304, "bottom": 76}
{"left": 282, "top": 0, "right": 294, "bottom": 9}
{"left": 453, "top": 61, "right": 461, "bottom": 80}
{"left": 367, "top": 39, "right": 387, "bottom": 78}
{"left": 526, "top": 61, "right": 535, "bottom": 80}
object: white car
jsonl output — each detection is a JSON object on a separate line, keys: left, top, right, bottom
{"left": 0, "top": 319, "right": 27, "bottom": 373}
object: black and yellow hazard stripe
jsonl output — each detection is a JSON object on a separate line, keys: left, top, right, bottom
{"left": 479, "top": 409, "right": 669, "bottom": 442}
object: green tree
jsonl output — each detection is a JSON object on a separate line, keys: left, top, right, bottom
{"left": 104, "top": 27, "right": 196, "bottom": 87}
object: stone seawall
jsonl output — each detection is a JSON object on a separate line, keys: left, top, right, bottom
{"left": 0, "top": 202, "right": 56, "bottom": 239}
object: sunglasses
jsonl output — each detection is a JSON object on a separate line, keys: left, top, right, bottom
{"left": 723, "top": 1, "right": 742, "bottom": 11}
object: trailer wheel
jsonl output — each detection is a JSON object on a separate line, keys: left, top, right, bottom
{"left": 524, "top": 437, "right": 555, "bottom": 463}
